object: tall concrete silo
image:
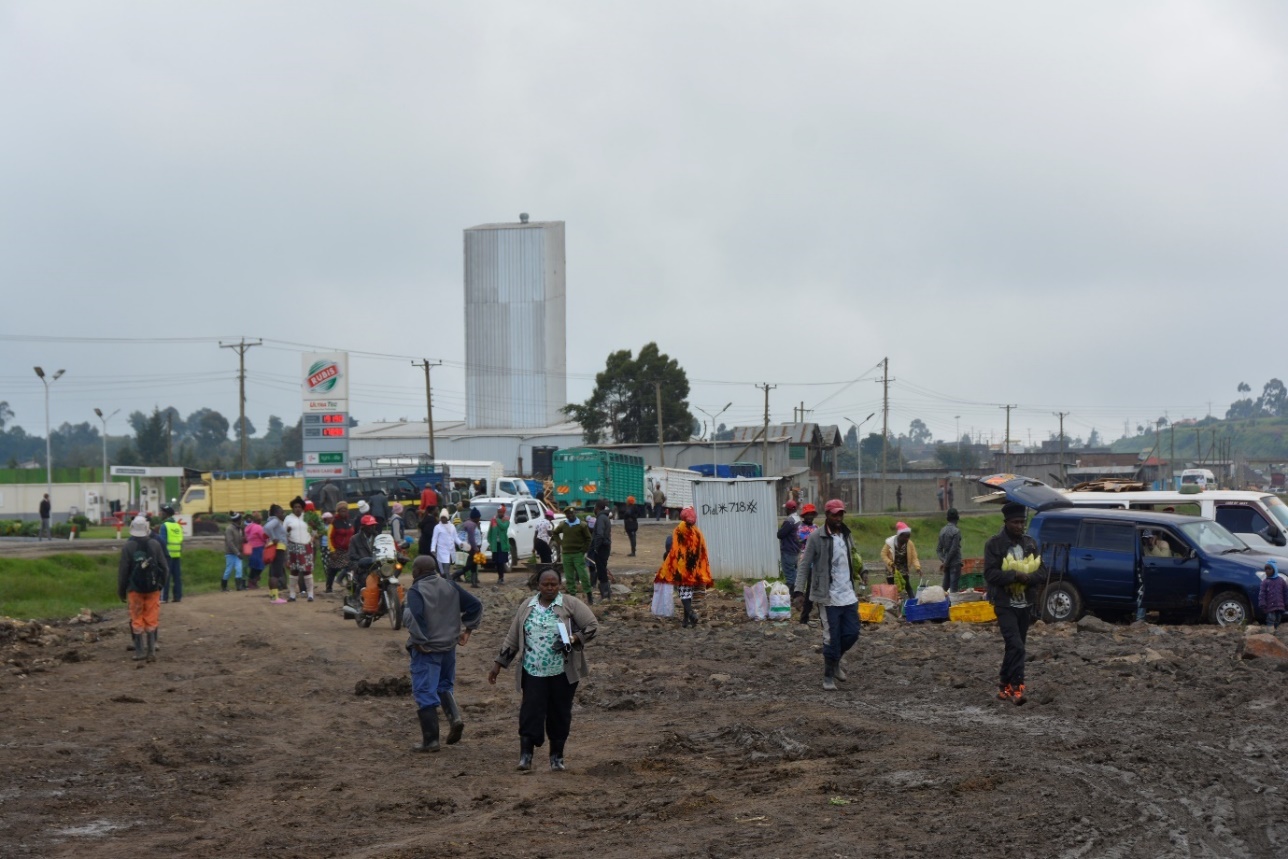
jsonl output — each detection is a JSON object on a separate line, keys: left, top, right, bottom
{"left": 463, "top": 215, "right": 567, "bottom": 429}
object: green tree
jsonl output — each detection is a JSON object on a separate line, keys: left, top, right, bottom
{"left": 935, "top": 441, "right": 978, "bottom": 470}
{"left": 0, "top": 401, "right": 12, "bottom": 430}
{"left": 188, "top": 408, "right": 231, "bottom": 453}
{"left": 907, "top": 418, "right": 932, "bottom": 445}
{"left": 563, "top": 343, "right": 694, "bottom": 444}
{"left": 136, "top": 407, "right": 168, "bottom": 463}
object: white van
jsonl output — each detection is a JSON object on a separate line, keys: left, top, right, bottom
{"left": 1060, "top": 488, "right": 1288, "bottom": 558}
{"left": 1179, "top": 468, "right": 1217, "bottom": 490}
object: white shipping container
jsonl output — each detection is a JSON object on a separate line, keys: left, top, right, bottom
{"left": 692, "top": 479, "right": 780, "bottom": 581}
{"left": 646, "top": 467, "right": 700, "bottom": 512}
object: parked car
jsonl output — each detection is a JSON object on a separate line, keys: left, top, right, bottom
{"left": 453, "top": 496, "right": 565, "bottom": 564}
{"left": 979, "top": 474, "right": 1273, "bottom": 627}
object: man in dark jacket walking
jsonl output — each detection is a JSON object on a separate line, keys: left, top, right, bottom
{"left": 983, "top": 502, "right": 1046, "bottom": 705}
{"left": 589, "top": 501, "right": 613, "bottom": 601}
{"left": 622, "top": 497, "right": 639, "bottom": 556}
{"left": 38, "top": 494, "right": 52, "bottom": 540}
{"left": 404, "top": 555, "right": 483, "bottom": 752}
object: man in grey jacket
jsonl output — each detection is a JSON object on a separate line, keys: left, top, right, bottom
{"left": 404, "top": 555, "right": 484, "bottom": 752}
{"left": 589, "top": 501, "right": 613, "bottom": 601}
{"left": 795, "top": 499, "right": 866, "bottom": 691}
{"left": 937, "top": 508, "right": 963, "bottom": 592}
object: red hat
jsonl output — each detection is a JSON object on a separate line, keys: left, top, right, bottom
{"left": 896, "top": 521, "right": 911, "bottom": 534}
{"left": 680, "top": 506, "right": 697, "bottom": 525}
{"left": 360, "top": 514, "right": 377, "bottom": 527}
{"left": 304, "top": 500, "right": 315, "bottom": 510}
{"left": 824, "top": 499, "right": 846, "bottom": 515}
{"left": 801, "top": 503, "right": 817, "bottom": 515}
{"left": 784, "top": 500, "right": 798, "bottom": 511}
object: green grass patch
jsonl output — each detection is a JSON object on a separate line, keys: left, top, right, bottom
{"left": 843, "top": 511, "right": 1002, "bottom": 562}
{"left": 0, "top": 549, "right": 233, "bottom": 621}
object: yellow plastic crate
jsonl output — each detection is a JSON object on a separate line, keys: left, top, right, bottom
{"left": 858, "top": 602, "right": 885, "bottom": 623}
{"left": 949, "top": 601, "right": 997, "bottom": 623}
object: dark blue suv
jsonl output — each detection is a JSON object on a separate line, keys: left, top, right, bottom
{"left": 978, "top": 474, "right": 1270, "bottom": 627}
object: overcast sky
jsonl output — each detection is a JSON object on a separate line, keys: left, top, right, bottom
{"left": 2, "top": 1, "right": 1284, "bottom": 449}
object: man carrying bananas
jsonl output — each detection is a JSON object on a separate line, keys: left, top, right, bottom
{"left": 983, "top": 502, "right": 1047, "bottom": 705}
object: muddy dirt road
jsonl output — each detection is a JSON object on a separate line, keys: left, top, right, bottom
{"left": 3, "top": 532, "right": 1288, "bottom": 858}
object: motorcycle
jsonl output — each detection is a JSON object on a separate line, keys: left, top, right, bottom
{"left": 340, "top": 533, "right": 407, "bottom": 629}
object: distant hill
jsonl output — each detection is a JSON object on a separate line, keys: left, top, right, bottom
{"left": 1109, "top": 416, "right": 1288, "bottom": 462}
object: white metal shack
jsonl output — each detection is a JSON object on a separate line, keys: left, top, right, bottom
{"left": 692, "top": 478, "right": 779, "bottom": 581}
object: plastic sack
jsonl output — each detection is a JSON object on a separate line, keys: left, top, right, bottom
{"left": 744, "top": 580, "right": 769, "bottom": 620}
{"left": 871, "top": 583, "right": 899, "bottom": 601}
{"left": 651, "top": 583, "right": 675, "bottom": 617}
{"left": 917, "top": 585, "right": 948, "bottom": 604}
{"left": 768, "top": 582, "right": 792, "bottom": 621}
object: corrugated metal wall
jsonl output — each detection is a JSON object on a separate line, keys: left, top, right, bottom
{"left": 692, "top": 479, "right": 779, "bottom": 581}
{"left": 350, "top": 431, "right": 583, "bottom": 475}
{"left": 463, "top": 222, "right": 566, "bottom": 429}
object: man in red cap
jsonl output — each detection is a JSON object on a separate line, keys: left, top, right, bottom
{"left": 776, "top": 499, "right": 802, "bottom": 591}
{"left": 796, "top": 499, "right": 865, "bottom": 691}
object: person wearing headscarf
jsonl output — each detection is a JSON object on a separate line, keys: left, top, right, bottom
{"left": 983, "top": 502, "right": 1046, "bottom": 705}
{"left": 389, "top": 502, "right": 407, "bottom": 546}
{"left": 1259, "top": 559, "right": 1288, "bottom": 635}
{"left": 405, "top": 555, "right": 483, "bottom": 752}
{"left": 488, "top": 568, "right": 598, "bottom": 771}
{"left": 429, "top": 510, "right": 464, "bottom": 579}
{"left": 655, "top": 506, "right": 713, "bottom": 628}
{"left": 263, "top": 504, "right": 289, "bottom": 604}
{"left": 118, "top": 515, "right": 169, "bottom": 661}
{"left": 243, "top": 511, "right": 267, "bottom": 590}
{"left": 881, "top": 521, "right": 921, "bottom": 601}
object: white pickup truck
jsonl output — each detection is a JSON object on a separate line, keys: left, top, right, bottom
{"left": 454, "top": 496, "right": 564, "bottom": 561}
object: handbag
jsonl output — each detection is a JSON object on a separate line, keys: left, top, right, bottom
{"left": 650, "top": 583, "right": 675, "bottom": 617}
{"left": 262, "top": 544, "right": 277, "bottom": 563}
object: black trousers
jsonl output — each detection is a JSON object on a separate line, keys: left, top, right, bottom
{"left": 626, "top": 530, "right": 637, "bottom": 554}
{"left": 519, "top": 672, "right": 577, "bottom": 755}
{"left": 534, "top": 539, "right": 552, "bottom": 564}
{"left": 591, "top": 546, "right": 611, "bottom": 596}
{"left": 996, "top": 604, "right": 1031, "bottom": 687}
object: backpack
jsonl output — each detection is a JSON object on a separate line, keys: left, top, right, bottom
{"left": 130, "top": 540, "right": 163, "bottom": 593}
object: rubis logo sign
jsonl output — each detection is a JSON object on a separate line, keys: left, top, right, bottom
{"left": 306, "top": 360, "right": 341, "bottom": 393}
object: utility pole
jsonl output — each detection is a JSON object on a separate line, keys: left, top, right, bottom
{"left": 1054, "top": 411, "right": 1069, "bottom": 486}
{"left": 220, "top": 338, "right": 261, "bottom": 471}
{"left": 411, "top": 359, "right": 442, "bottom": 459}
{"left": 880, "top": 358, "right": 890, "bottom": 510}
{"left": 1000, "top": 404, "right": 1016, "bottom": 473}
{"left": 1169, "top": 424, "right": 1175, "bottom": 490}
{"left": 757, "top": 382, "right": 776, "bottom": 478}
{"left": 1196, "top": 427, "right": 1202, "bottom": 465}
{"left": 166, "top": 410, "right": 173, "bottom": 467}
{"left": 654, "top": 381, "right": 665, "bottom": 467}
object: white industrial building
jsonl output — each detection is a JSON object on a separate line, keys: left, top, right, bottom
{"left": 349, "top": 420, "right": 584, "bottom": 476}
{"left": 463, "top": 216, "right": 567, "bottom": 429}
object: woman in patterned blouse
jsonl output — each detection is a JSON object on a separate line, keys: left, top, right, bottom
{"left": 488, "top": 569, "right": 598, "bottom": 772}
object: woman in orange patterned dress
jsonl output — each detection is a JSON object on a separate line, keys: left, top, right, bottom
{"left": 654, "top": 506, "right": 713, "bottom": 627}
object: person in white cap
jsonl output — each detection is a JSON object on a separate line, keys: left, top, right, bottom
{"left": 117, "top": 516, "right": 169, "bottom": 661}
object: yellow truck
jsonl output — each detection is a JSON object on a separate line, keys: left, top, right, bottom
{"left": 177, "top": 470, "right": 304, "bottom": 527}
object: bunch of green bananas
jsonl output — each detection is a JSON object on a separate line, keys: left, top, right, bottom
{"left": 1001, "top": 554, "right": 1041, "bottom": 574}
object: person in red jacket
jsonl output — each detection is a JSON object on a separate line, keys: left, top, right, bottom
{"left": 326, "top": 502, "right": 356, "bottom": 593}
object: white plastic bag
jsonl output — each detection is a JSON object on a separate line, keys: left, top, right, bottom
{"left": 744, "top": 580, "right": 769, "bottom": 620}
{"left": 768, "top": 582, "right": 792, "bottom": 621}
{"left": 917, "top": 585, "right": 948, "bottom": 604}
{"left": 651, "top": 583, "right": 675, "bottom": 617}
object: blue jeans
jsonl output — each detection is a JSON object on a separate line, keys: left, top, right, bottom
{"left": 223, "top": 553, "right": 243, "bottom": 581}
{"left": 781, "top": 551, "right": 798, "bottom": 590}
{"left": 823, "top": 603, "right": 860, "bottom": 662}
{"left": 163, "top": 558, "right": 182, "bottom": 602}
{"left": 409, "top": 649, "right": 457, "bottom": 709}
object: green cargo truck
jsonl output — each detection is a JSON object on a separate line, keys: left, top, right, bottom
{"left": 552, "top": 448, "right": 645, "bottom": 512}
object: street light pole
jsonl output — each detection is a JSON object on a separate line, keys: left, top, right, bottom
{"left": 34, "top": 367, "right": 65, "bottom": 509}
{"left": 845, "top": 413, "right": 876, "bottom": 515}
{"left": 94, "top": 408, "right": 119, "bottom": 523}
{"left": 695, "top": 402, "right": 733, "bottom": 476}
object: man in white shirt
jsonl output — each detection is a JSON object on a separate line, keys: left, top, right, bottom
{"left": 429, "top": 510, "right": 463, "bottom": 579}
{"left": 796, "top": 499, "right": 864, "bottom": 691}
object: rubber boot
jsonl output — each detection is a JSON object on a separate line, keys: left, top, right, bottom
{"left": 550, "top": 753, "right": 566, "bottom": 772}
{"left": 132, "top": 633, "right": 145, "bottom": 661}
{"left": 221, "top": 579, "right": 229, "bottom": 592}
{"left": 585, "top": 590, "right": 594, "bottom": 605}
{"left": 440, "top": 691, "right": 465, "bottom": 745}
{"left": 823, "top": 659, "right": 838, "bottom": 691}
{"left": 517, "top": 738, "right": 534, "bottom": 771}
{"left": 145, "top": 631, "right": 157, "bottom": 663}
{"left": 681, "top": 597, "right": 696, "bottom": 628}
{"left": 412, "top": 707, "right": 441, "bottom": 752}
{"left": 835, "top": 656, "right": 848, "bottom": 683}
{"left": 235, "top": 578, "right": 246, "bottom": 591}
